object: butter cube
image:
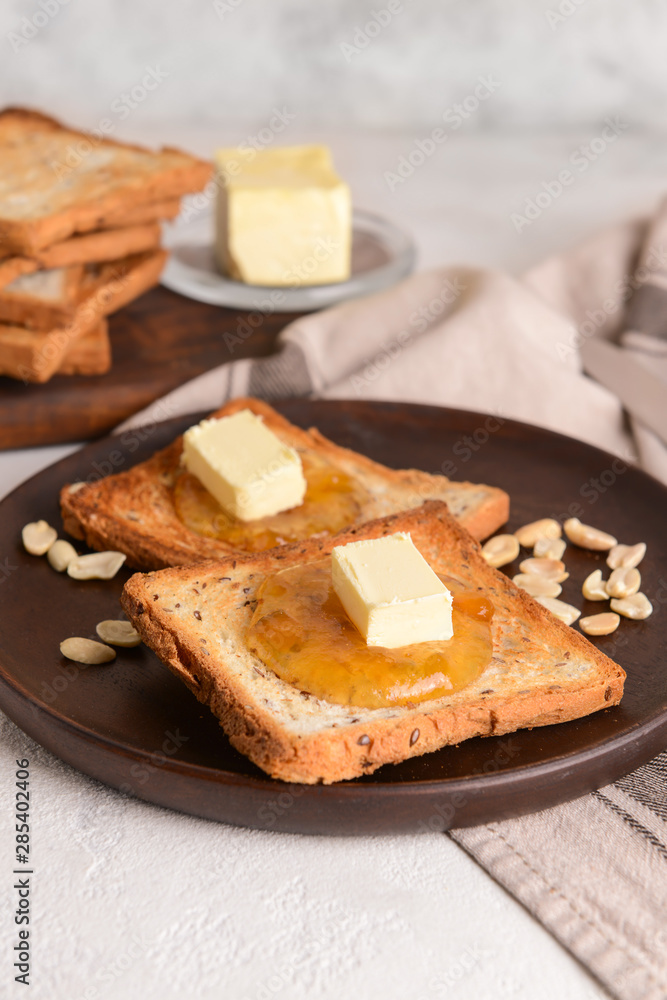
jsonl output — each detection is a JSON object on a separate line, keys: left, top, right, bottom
{"left": 182, "top": 409, "right": 306, "bottom": 521}
{"left": 331, "top": 532, "right": 453, "bottom": 648}
{"left": 215, "top": 145, "right": 352, "bottom": 287}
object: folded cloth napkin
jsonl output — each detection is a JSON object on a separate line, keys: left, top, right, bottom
{"left": 119, "top": 202, "right": 667, "bottom": 1000}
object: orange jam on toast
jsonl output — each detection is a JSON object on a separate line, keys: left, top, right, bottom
{"left": 247, "top": 562, "right": 493, "bottom": 709}
{"left": 173, "top": 454, "right": 368, "bottom": 553}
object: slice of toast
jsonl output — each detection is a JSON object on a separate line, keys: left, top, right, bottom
{"left": 0, "top": 249, "right": 166, "bottom": 382}
{"left": 121, "top": 501, "right": 625, "bottom": 784}
{"left": 92, "top": 197, "right": 181, "bottom": 230}
{"left": 0, "top": 107, "right": 210, "bottom": 254}
{"left": 0, "top": 255, "right": 38, "bottom": 290}
{"left": 61, "top": 397, "right": 510, "bottom": 569}
{"left": 0, "top": 224, "right": 162, "bottom": 295}
{"left": 0, "top": 264, "right": 83, "bottom": 329}
{"left": 56, "top": 319, "right": 110, "bottom": 376}
{"left": 29, "top": 222, "right": 162, "bottom": 269}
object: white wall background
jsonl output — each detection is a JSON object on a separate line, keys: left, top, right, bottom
{"left": 1, "top": 0, "right": 666, "bottom": 135}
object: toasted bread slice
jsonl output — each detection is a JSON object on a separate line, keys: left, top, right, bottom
{"left": 61, "top": 397, "right": 509, "bottom": 569}
{"left": 0, "top": 249, "right": 166, "bottom": 382}
{"left": 121, "top": 501, "right": 625, "bottom": 784}
{"left": 95, "top": 197, "right": 181, "bottom": 229}
{"left": 0, "top": 264, "right": 83, "bottom": 329}
{"left": 30, "top": 222, "right": 162, "bottom": 269}
{"left": 0, "top": 224, "right": 162, "bottom": 297}
{"left": 0, "top": 255, "right": 38, "bottom": 290}
{"left": 56, "top": 319, "right": 110, "bottom": 376}
{"left": 0, "top": 107, "right": 210, "bottom": 254}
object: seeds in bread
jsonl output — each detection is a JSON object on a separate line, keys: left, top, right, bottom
{"left": 60, "top": 397, "right": 510, "bottom": 569}
{"left": 121, "top": 500, "right": 625, "bottom": 784}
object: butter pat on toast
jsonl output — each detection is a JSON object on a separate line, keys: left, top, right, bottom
{"left": 61, "top": 397, "right": 509, "bottom": 569}
{"left": 121, "top": 501, "right": 625, "bottom": 784}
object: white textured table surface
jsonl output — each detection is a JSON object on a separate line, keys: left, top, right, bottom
{"left": 4, "top": 127, "right": 666, "bottom": 1000}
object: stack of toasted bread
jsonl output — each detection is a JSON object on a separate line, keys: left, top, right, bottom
{"left": 0, "top": 108, "right": 211, "bottom": 383}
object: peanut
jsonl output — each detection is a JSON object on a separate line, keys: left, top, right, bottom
{"left": 606, "top": 543, "right": 646, "bottom": 570}
{"left": 67, "top": 551, "right": 126, "bottom": 581}
{"left": 96, "top": 620, "right": 141, "bottom": 647}
{"left": 514, "top": 519, "right": 561, "bottom": 548}
{"left": 563, "top": 518, "right": 617, "bottom": 551}
{"left": 22, "top": 520, "right": 57, "bottom": 556}
{"left": 513, "top": 574, "right": 562, "bottom": 598}
{"left": 481, "top": 534, "right": 520, "bottom": 568}
{"left": 47, "top": 539, "right": 78, "bottom": 573}
{"left": 533, "top": 537, "right": 566, "bottom": 560}
{"left": 580, "top": 613, "right": 620, "bottom": 636}
{"left": 610, "top": 593, "right": 653, "bottom": 620}
{"left": 582, "top": 569, "right": 608, "bottom": 601}
{"left": 535, "top": 596, "right": 581, "bottom": 626}
{"left": 60, "top": 637, "right": 116, "bottom": 665}
{"left": 519, "top": 558, "right": 569, "bottom": 582}
{"left": 606, "top": 567, "right": 641, "bottom": 600}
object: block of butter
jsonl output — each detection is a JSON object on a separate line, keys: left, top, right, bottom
{"left": 182, "top": 409, "right": 306, "bottom": 521}
{"left": 331, "top": 532, "right": 454, "bottom": 648}
{"left": 215, "top": 145, "right": 352, "bottom": 287}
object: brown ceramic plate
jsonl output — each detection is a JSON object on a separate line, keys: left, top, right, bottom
{"left": 0, "top": 400, "right": 665, "bottom": 835}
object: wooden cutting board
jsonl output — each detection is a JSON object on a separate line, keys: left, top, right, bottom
{"left": 0, "top": 286, "right": 304, "bottom": 450}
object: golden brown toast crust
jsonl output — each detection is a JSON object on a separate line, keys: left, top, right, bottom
{"left": 0, "top": 263, "right": 83, "bottom": 330}
{"left": 121, "top": 501, "right": 625, "bottom": 784}
{"left": 0, "top": 255, "right": 38, "bottom": 290}
{"left": 30, "top": 223, "right": 162, "bottom": 269}
{"left": 56, "top": 319, "right": 110, "bottom": 375}
{"left": 0, "top": 107, "right": 210, "bottom": 253}
{"left": 94, "top": 198, "right": 181, "bottom": 229}
{"left": 60, "top": 397, "right": 510, "bottom": 568}
{"left": 0, "top": 249, "right": 166, "bottom": 382}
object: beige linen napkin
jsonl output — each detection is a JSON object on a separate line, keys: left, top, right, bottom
{"left": 119, "top": 204, "right": 667, "bottom": 1000}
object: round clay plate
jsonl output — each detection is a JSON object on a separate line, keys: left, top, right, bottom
{"left": 161, "top": 208, "right": 416, "bottom": 311}
{"left": 0, "top": 401, "right": 665, "bottom": 836}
